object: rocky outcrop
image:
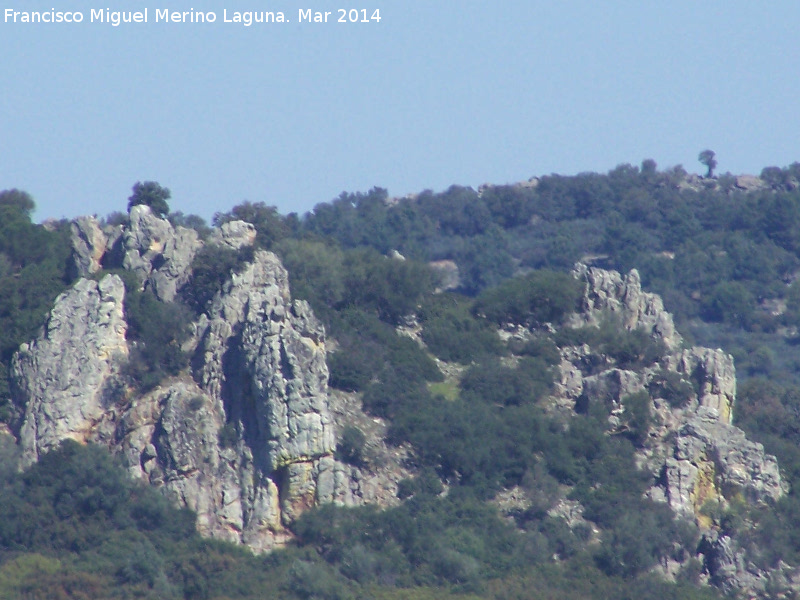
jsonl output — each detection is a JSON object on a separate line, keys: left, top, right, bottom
{"left": 580, "top": 368, "right": 644, "bottom": 409}
{"left": 668, "top": 347, "right": 736, "bottom": 423}
{"left": 183, "top": 250, "right": 336, "bottom": 548}
{"left": 660, "top": 406, "right": 786, "bottom": 519}
{"left": 70, "top": 216, "right": 111, "bottom": 278}
{"left": 11, "top": 242, "right": 369, "bottom": 551}
{"left": 121, "top": 205, "right": 202, "bottom": 302}
{"left": 13, "top": 275, "right": 128, "bottom": 467}
{"left": 209, "top": 220, "right": 257, "bottom": 250}
{"left": 561, "top": 265, "right": 788, "bottom": 597}
{"left": 570, "top": 265, "right": 682, "bottom": 350}
{"left": 196, "top": 250, "right": 335, "bottom": 467}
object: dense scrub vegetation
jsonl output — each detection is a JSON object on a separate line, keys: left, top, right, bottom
{"left": 0, "top": 190, "right": 73, "bottom": 421}
{"left": 0, "top": 440, "right": 721, "bottom": 600}
{"left": 7, "top": 161, "right": 800, "bottom": 598}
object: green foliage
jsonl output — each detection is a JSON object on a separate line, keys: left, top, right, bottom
{"left": 648, "top": 369, "right": 695, "bottom": 408}
{"left": 620, "top": 391, "right": 653, "bottom": 446}
{"left": 0, "top": 190, "right": 73, "bottom": 421}
{"left": 277, "top": 240, "right": 434, "bottom": 326}
{"left": 169, "top": 211, "right": 212, "bottom": 239}
{"left": 474, "top": 270, "right": 583, "bottom": 327}
{"left": 556, "top": 317, "right": 667, "bottom": 370}
{"left": 336, "top": 426, "right": 367, "bottom": 466}
{"left": 327, "top": 309, "right": 442, "bottom": 394}
{"left": 0, "top": 441, "right": 307, "bottom": 599}
{"left": 127, "top": 181, "right": 171, "bottom": 217}
{"left": 460, "top": 357, "right": 553, "bottom": 407}
{"left": 276, "top": 239, "right": 346, "bottom": 320}
{"left": 0, "top": 441, "right": 195, "bottom": 553}
{"left": 701, "top": 281, "right": 755, "bottom": 326}
{"left": 214, "top": 201, "right": 289, "bottom": 249}
{"left": 183, "top": 243, "right": 254, "bottom": 313}
{"left": 418, "top": 293, "right": 503, "bottom": 364}
{"left": 698, "top": 149, "right": 717, "bottom": 178}
{"left": 509, "top": 335, "right": 561, "bottom": 365}
{"left": 121, "top": 276, "right": 191, "bottom": 391}
{"left": 341, "top": 249, "right": 435, "bottom": 325}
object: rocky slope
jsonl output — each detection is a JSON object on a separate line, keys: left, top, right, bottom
{"left": 11, "top": 207, "right": 404, "bottom": 551}
{"left": 559, "top": 265, "right": 790, "bottom": 596}
{"left": 7, "top": 207, "right": 796, "bottom": 595}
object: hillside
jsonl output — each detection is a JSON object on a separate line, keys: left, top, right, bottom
{"left": 2, "top": 163, "right": 800, "bottom": 599}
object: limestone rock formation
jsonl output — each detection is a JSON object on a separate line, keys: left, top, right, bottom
{"left": 562, "top": 264, "right": 787, "bottom": 598}
{"left": 570, "top": 264, "right": 682, "bottom": 350}
{"left": 661, "top": 406, "right": 786, "bottom": 518}
{"left": 122, "top": 204, "right": 202, "bottom": 302}
{"left": 13, "top": 275, "right": 128, "bottom": 466}
{"left": 12, "top": 231, "right": 399, "bottom": 551}
{"left": 209, "top": 220, "right": 257, "bottom": 250}
{"left": 185, "top": 249, "right": 336, "bottom": 548}
{"left": 70, "top": 216, "right": 110, "bottom": 278}
{"left": 668, "top": 347, "right": 736, "bottom": 424}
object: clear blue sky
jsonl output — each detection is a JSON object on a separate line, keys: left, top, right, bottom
{"left": 2, "top": 1, "right": 799, "bottom": 222}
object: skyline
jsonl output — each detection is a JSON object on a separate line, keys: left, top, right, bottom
{"left": 2, "top": 1, "right": 799, "bottom": 222}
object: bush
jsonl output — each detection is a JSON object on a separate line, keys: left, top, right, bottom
{"left": 556, "top": 316, "right": 666, "bottom": 369}
{"left": 648, "top": 369, "right": 695, "bottom": 408}
{"left": 337, "top": 426, "right": 367, "bottom": 466}
{"left": 474, "top": 270, "right": 583, "bottom": 327}
{"left": 620, "top": 391, "right": 653, "bottom": 446}
{"left": 183, "top": 244, "right": 254, "bottom": 313}
{"left": 418, "top": 293, "right": 504, "bottom": 363}
{"left": 460, "top": 357, "right": 553, "bottom": 407}
{"left": 328, "top": 309, "right": 441, "bottom": 393}
{"left": 127, "top": 181, "right": 170, "bottom": 217}
{"left": 122, "top": 279, "right": 191, "bottom": 391}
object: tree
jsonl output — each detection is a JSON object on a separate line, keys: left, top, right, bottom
{"left": 698, "top": 150, "right": 717, "bottom": 178}
{"left": 0, "top": 189, "right": 35, "bottom": 216}
{"left": 127, "top": 181, "right": 171, "bottom": 217}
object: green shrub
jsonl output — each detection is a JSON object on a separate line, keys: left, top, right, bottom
{"left": 556, "top": 316, "right": 666, "bottom": 369}
{"left": 183, "top": 243, "right": 254, "bottom": 313}
{"left": 460, "top": 357, "right": 553, "bottom": 407}
{"left": 620, "top": 391, "right": 653, "bottom": 446}
{"left": 474, "top": 270, "right": 583, "bottom": 327}
{"left": 328, "top": 309, "right": 441, "bottom": 393}
{"left": 418, "top": 293, "right": 504, "bottom": 363}
{"left": 337, "top": 426, "right": 367, "bottom": 466}
{"left": 122, "top": 285, "right": 191, "bottom": 391}
{"left": 648, "top": 369, "right": 694, "bottom": 408}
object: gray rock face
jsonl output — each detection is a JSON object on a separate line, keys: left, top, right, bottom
{"left": 196, "top": 250, "right": 335, "bottom": 468}
{"left": 209, "top": 220, "right": 257, "bottom": 250}
{"left": 570, "top": 264, "right": 682, "bottom": 350}
{"left": 696, "top": 531, "right": 800, "bottom": 598}
{"left": 735, "top": 174, "right": 767, "bottom": 192}
{"left": 122, "top": 205, "right": 201, "bottom": 301}
{"left": 116, "top": 380, "right": 274, "bottom": 546}
{"left": 13, "top": 275, "right": 128, "bottom": 466}
{"left": 11, "top": 246, "right": 347, "bottom": 551}
{"left": 70, "top": 216, "right": 109, "bottom": 278}
{"left": 561, "top": 265, "right": 788, "bottom": 598}
{"left": 668, "top": 347, "right": 736, "bottom": 424}
{"left": 581, "top": 368, "right": 644, "bottom": 408}
{"left": 662, "top": 406, "right": 786, "bottom": 518}
{"left": 181, "top": 249, "right": 336, "bottom": 548}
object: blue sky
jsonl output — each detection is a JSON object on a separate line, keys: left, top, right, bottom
{"left": 2, "top": 1, "right": 799, "bottom": 222}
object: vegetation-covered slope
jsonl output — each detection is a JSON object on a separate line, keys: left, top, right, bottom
{"left": 4, "top": 162, "right": 800, "bottom": 598}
